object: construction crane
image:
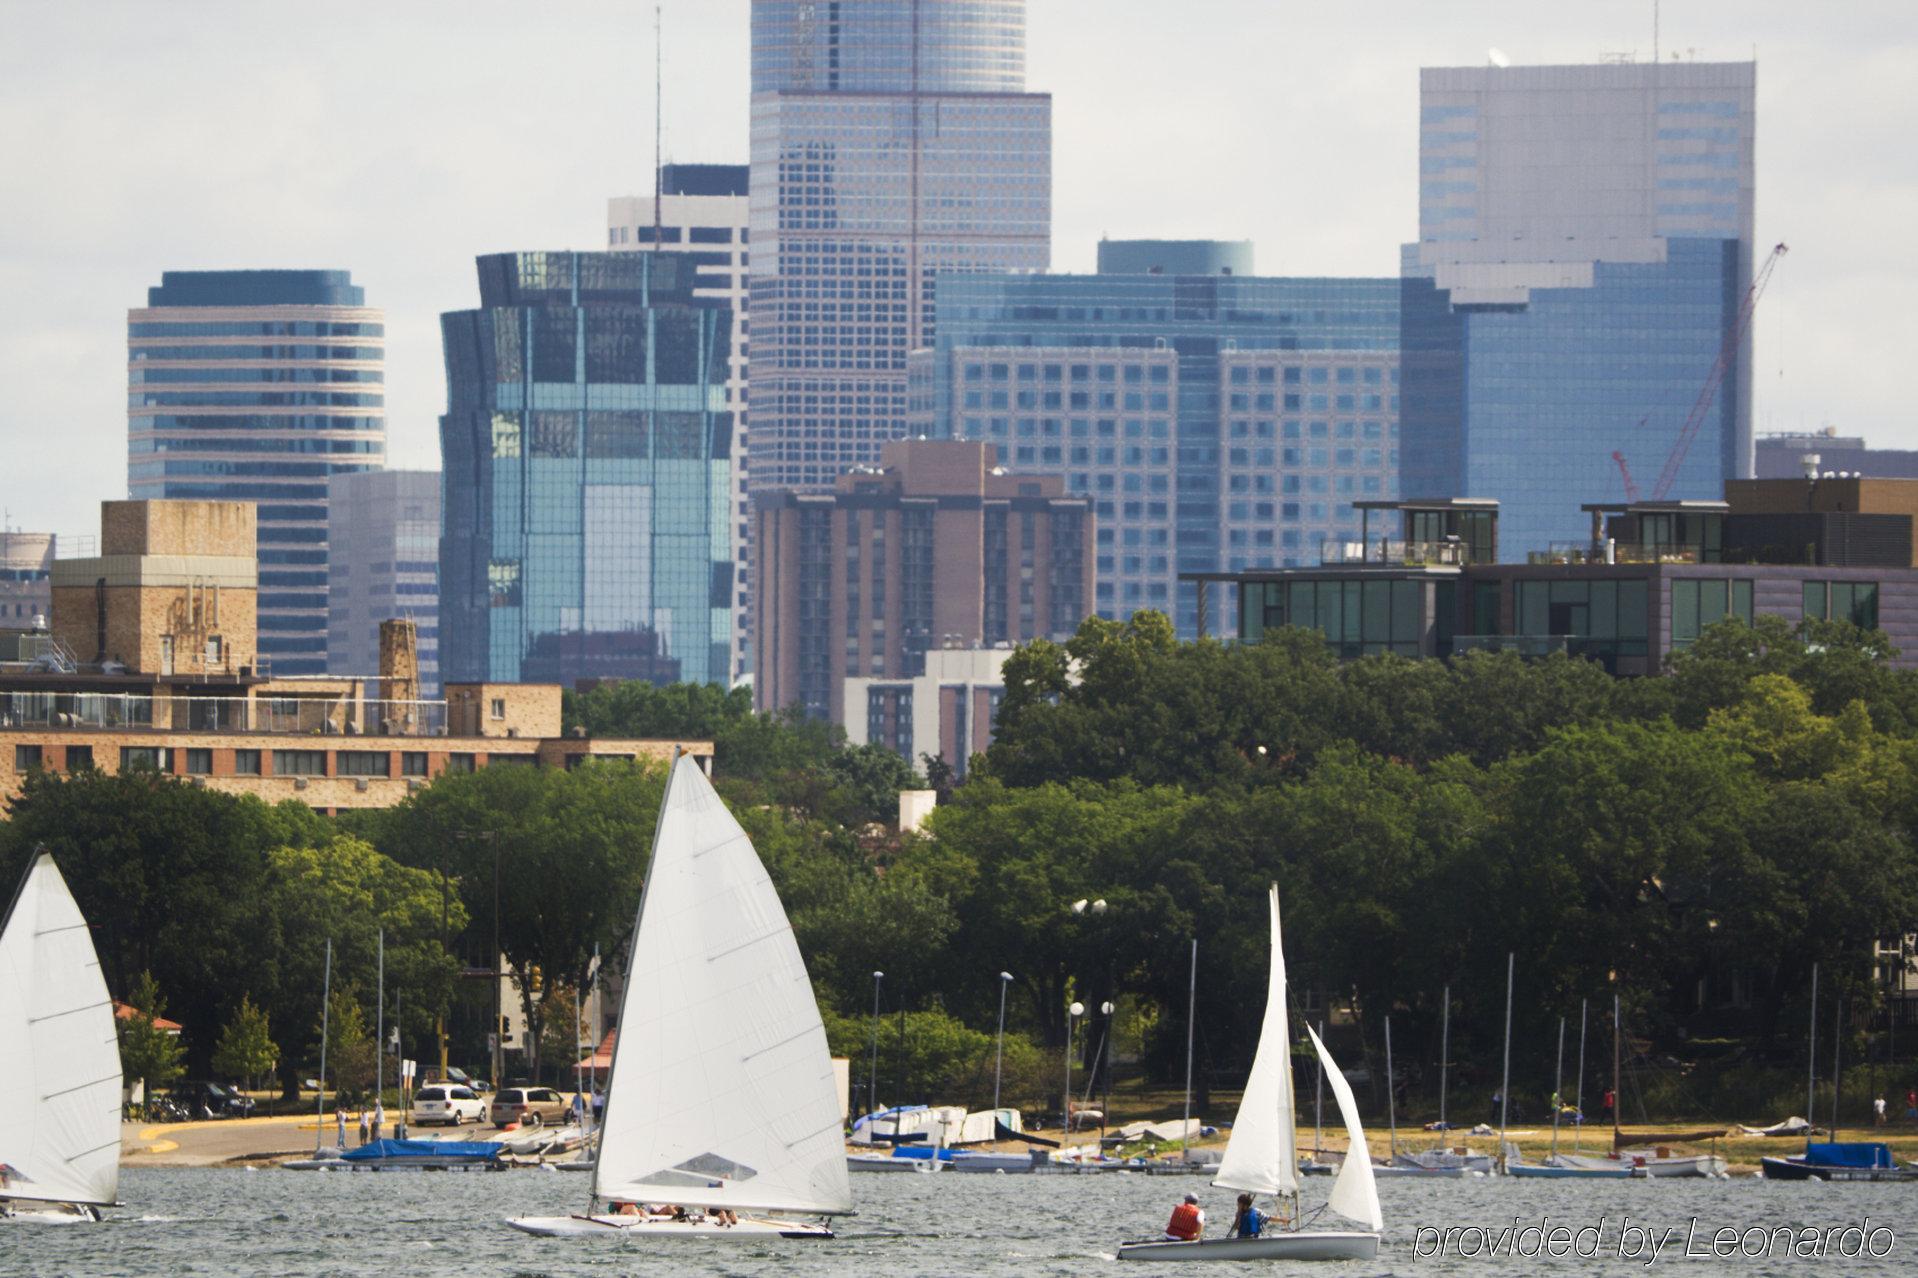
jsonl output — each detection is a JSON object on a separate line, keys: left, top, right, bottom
{"left": 1611, "top": 447, "right": 1642, "bottom": 504}
{"left": 1645, "top": 242, "right": 1790, "bottom": 500}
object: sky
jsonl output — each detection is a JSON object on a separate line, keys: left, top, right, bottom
{"left": 2, "top": 0, "right": 1914, "bottom": 540}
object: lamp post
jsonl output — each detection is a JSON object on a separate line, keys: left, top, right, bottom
{"left": 1098, "top": 999, "right": 1116, "bottom": 1146}
{"left": 993, "top": 971, "right": 1013, "bottom": 1112}
{"left": 867, "top": 970, "right": 884, "bottom": 1140}
{"left": 1064, "top": 1000, "right": 1085, "bottom": 1133}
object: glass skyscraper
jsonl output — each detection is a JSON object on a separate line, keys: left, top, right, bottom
{"left": 1403, "top": 60, "right": 1756, "bottom": 558}
{"left": 917, "top": 241, "right": 1400, "bottom": 637}
{"left": 127, "top": 269, "right": 385, "bottom": 675}
{"left": 438, "top": 252, "right": 732, "bottom": 688}
{"left": 746, "top": 0, "right": 1051, "bottom": 497}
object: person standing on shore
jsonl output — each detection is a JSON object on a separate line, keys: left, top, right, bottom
{"left": 1601, "top": 1088, "right": 1615, "bottom": 1125}
{"left": 336, "top": 1108, "right": 348, "bottom": 1152}
{"left": 357, "top": 1109, "right": 369, "bottom": 1145}
{"left": 1873, "top": 1095, "right": 1887, "bottom": 1127}
{"left": 373, "top": 1099, "right": 385, "bottom": 1142}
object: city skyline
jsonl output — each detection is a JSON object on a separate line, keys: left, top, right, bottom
{"left": 2, "top": 0, "right": 1912, "bottom": 541}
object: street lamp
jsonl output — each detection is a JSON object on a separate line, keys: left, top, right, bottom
{"left": 1064, "top": 1000, "right": 1085, "bottom": 1133}
{"left": 993, "top": 971, "right": 1013, "bottom": 1113}
{"left": 867, "top": 971, "right": 884, "bottom": 1141}
{"left": 1098, "top": 1000, "right": 1116, "bottom": 1144}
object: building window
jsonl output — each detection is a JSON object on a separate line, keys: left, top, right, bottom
{"left": 445, "top": 752, "right": 476, "bottom": 774}
{"left": 121, "top": 746, "right": 171, "bottom": 772}
{"left": 184, "top": 748, "right": 213, "bottom": 776}
{"left": 401, "top": 752, "right": 429, "bottom": 777}
{"left": 490, "top": 698, "right": 506, "bottom": 720}
{"left": 14, "top": 744, "right": 42, "bottom": 771}
{"left": 337, "top": 751, "right": 391, "bottom": 778}
{"left": 272, "top": 749, "right": 327, "bottom": 777}
{"left": 65, "top": 745, "right": 94, "bottom": 772}
{"left": 234, "top": 749, "right": 262, "bottom": 776}
{"left": 1671, "top": 579, "right": 1755, "bottom": 647}
{"left": 1803, "top": 580, "right": 1879, "bottom": 630}
{"left": 488, "top": 753, "right": 537, "bottom": 767}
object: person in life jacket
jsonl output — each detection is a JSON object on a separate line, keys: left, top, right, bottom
{"left": 1163, "top": 1192, "right": 1205, "bottom": 1241}
{"left": 1229, "top": 1193, "right": 1265, "bottom": 1239}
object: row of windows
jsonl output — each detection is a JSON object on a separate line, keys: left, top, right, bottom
{"left": 130, "top": 321, "right": 383, "bottom": 338}
{"left": 130, "top": 343, "right": 384, "bottom": 362}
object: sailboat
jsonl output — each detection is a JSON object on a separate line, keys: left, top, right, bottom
{"left": 0, "top": 852, "right": 122, "bottom": 1223}
{"left": 1117, "top": 886, "right": 1381, "bottom": 1262}
{"left": 507, "top": 754, "right": 852, "bottom": 1238}
{"left": 1390, "top": 984, "right": 1491, "bottom": 1177}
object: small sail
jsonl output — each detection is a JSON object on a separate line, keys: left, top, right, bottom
{"left": 0, "top": 853, "right": 121, "bottom": 1207}
{"left": 593, "top": 755, "right": 852, "bottom": 1215}
{"left": 1213, "top": 885, "right": 1298, "bottom": 1197}
{"left": 1306, "top": 1024, "right": 1383, "bottom": 1231}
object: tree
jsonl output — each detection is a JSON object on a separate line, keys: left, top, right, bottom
{"left": 322, "top": 990, "right": 375, "bottom": 1101}
{"left": 119, "top": 971, "right": 184, "bottom": 1117}
{"left": 210, "top": 995, "right": 279, "bottom": 1092}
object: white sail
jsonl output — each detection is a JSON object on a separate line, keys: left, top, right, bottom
{"left": 1306, "top": 1024, "right": 1383, "bottom": 1230}
{"left": 0, "top": 853, "right": 121, "bottom": 1207}
{"left": 1213, "top": 885, "right": 1298, "bottom": 1197}
{"left": 592, "top": 755, "right": 852, "bottom": 1216}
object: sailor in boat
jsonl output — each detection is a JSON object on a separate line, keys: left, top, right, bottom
{"left": 1162, "top": 1192, "right": 1205, "bottom": 1242}
{"left": 1228, "top": 1193, "right": 1265, "bottom": 1240}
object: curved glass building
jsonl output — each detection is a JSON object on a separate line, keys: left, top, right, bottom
{"left": 127, "top": 270, "right": 385, "bottom": 675}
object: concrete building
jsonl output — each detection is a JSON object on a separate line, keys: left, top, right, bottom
{"left": 438, "top": 251, "right": 733, "bottom": 688}
{"left": 608, "top": 164, "right": 754, "bottom": 683}
{"left": 844, "top": 645, "right": 1010, "bottom": 775}
{"left": 1755, "top": 428, "right": 1918, "bottom": 481}
{"left": 1402, "top": 60, "right": 1757, "bottom": 558}
{"left": 753, "top": 439, "right": 1090, "bottom": 721}
{"left": 746, "top": 0, "right": 1051, "bottom": 497}
{"left": 0, "top": 532, "right": 55, "bottom": 627}
{"left": 128, "top": 270, "right": 386, "bottom": 675}
{"left": 914, "top": 239, "right": 1399, "bottom": 637}
{"left": 0, "top": 499, "right": 710, "bottom": 810}
{"left": 327, "top": 469, "right": 440, "bottom": 695}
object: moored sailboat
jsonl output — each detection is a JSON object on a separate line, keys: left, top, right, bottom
{"left": 0, "top": 852, "right": 123, "bottom": 1223}
{"left": 1117, "top": 886, "right": 1381, "bottom": 1263}
{"left": 506, "top": 754, "right": 852, "bottom": 1238}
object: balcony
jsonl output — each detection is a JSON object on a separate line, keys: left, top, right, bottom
{"left": 1527, "top": 542, "right": 1701, "bottom": 566}
{"left": 0, "top": 691, "right": 449, "bottom": 738}
{"left": 1320, "top": 538, "right": 1473, "bottom": 568}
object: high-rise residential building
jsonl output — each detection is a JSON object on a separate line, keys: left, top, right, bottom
{"left": 327, "top": 469, "right": 441, "bottom": 694}
{"left": 915, "top": 240, "right": 1400, "bottom": 637}
{"left": 1755, "top": 429, "right": 1918, "bottom": 481}
{"left": 1401, "top": 60, "right": 1756, "bottom": 559}
{"left": 608, "top": 164, "right": 754, "bottom": 682}
{"left": 127, "top": 270, "right": 386, "bottom": 675}
{"left": 753, "top": 439, "right": 1090, "bottom": 721}
{"left": 746, "top": 0, "right": 1051, "bottom": 497}
{"left": 438, "top": 251, "right": 733, "bottom": 688}
{"left": 0, "top": 532, "right": 55, "bottom": 627}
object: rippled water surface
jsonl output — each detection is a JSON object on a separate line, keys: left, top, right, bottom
{"left": 4, "top": 1167, "right": 1916, "bottom": 1276}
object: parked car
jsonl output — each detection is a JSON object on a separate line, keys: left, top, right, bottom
{"left": 411, "top": 1083, "right": 486, "bottom": 1126}
{"left": 489, "top": 1085, "right": 568, "bottom": 1128}
{"left": 166, "top": 1081, "right": 255, "bottom": 1119}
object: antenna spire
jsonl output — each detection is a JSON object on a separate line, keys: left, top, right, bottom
{"left": 653, "top": 3, "right": 663, "bottom": 242}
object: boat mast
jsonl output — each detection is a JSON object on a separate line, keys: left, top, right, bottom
{"left": 1437, "top": 983, "right": 1450, "bottom": 1141}
{"left": 1806, "top": 962, "right": 1818, "bottom": 1140}
{"left": 1180, "top": 937, "right": 1196, "bottom": 1165}
{"left": 1384, "top": 1015, "right": 1397, "bottom": 1159}
{"left": 1497, "top": 953, "right": 1513, "bottom": 1172}
{"left": 1314, "top": 1018, "right": 1325, "bottom": 1162}
{"left": 1611, "top": 992, "right": 1622, "bottom": 1152}
{"left": 1573, "top": 998, "right": 1587, "bottom": 1154}
{"left": 1831, "top": 997, "right": 1842, "bottom": 1141}
{"left": 375, "top": 928, "right": 384, "bottom": 1117}
{"left": 1550, "top": 1015, "right": 1565, "bottom": 1162}
{"left": 315, "top": 938, "right": 332, "bottom": 1157}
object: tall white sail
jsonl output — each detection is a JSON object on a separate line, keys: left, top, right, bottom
{"left": 593, "top": 755, "right": 852, "bottom": 1216}
{"left": 1213, "top": 885, "right": 1298, "bottom": 1197}
{"left": 0, "top": 853, "right": 121, "bottom": 1207}
{"left": 1306, "top": 1024, "right": 1383, "bottom": 1230}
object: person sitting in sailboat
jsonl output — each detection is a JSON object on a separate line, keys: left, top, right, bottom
{"left": 1163, "top": 1192, "right": 1205, "bottom": 1242}
{"left": 1228, "top": 1193, "right": 1264, "bottom": 1240}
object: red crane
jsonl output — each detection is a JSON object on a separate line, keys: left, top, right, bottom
{"left": 1611, "top": 447, "right": 1642, "bottom": 504}
{"left": 1648, "top": 242, "right": 1789, "bottom": 500}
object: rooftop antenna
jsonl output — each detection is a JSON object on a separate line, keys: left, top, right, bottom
{"left": 1653, "top": 0, "right": 1659, "bottom": 63}
{"left": 653, "top": 3, "right": 663, "bottom": 244}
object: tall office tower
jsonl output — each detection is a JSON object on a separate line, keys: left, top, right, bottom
{"left": 753, "top": 439, "right": 1090, "bottom": 720}
{"left": 1401, "top": 61, "right": 1756, "bottom": 558}
{"left": 608, "top": 164, "right": 754, "bottom": 682}
{"left": 438, "top": 252, "right": 733, "bottom": 687}
{"left": 916, "top": 240, "right": 1400, "bottom": 638}
{"left": 747, "top": 0, "right": 1051, "bottom": 497}
{"left": 0, "top": 532, "right": 55, "bottom": 626}
{"left": 327, "top": 469, "right": 441, "bottom": 694}
{"left": 128, "top": 270, "right": 385, "bottom": 674}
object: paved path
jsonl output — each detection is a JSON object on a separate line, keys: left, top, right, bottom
{"left": 121, "top": 1115, "right": 336, "bottom": 1166}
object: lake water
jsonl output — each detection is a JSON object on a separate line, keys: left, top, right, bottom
{"left": 3, "top": 1166, "right": 1915, "bottom": 1276}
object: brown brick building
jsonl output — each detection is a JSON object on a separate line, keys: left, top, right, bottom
{"left": 753, "top": 440, "right": 1093, "bottom": 722}
{"left": 2, "top": 500, "right": 709, "bottom": 810}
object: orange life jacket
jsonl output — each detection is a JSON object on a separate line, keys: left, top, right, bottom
{"left": 1166, "top": 1202, "right": 1203, "bottom": 1240}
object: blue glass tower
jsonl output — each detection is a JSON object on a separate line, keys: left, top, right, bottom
{"left": 916, "top": 242, "right": 1400, "bottom": 637}
{"left": 128, "top": 269, "right": 386, "bottom": 675}
{"left": 438, "top": 252, "right": 733, "bottom": 687}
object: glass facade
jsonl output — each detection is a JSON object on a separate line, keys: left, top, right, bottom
{"left": 747, "top": 0, "right": 1051, "bottom": 496}
{"left": 438, "top": 252, "right": 732, "bottom": 688}
{"left": 326, "top": 469, "right": 440, "bottom": 694}
{"left": 127, "top": 270, "right": 385, "bottom": 675}
{"left": 919, "top": 259, "right": 1400, "bottom": 636}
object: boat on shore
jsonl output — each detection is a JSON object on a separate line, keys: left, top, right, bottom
{"left": 1760, "top": 1143, "right": 1918, "bottom": 1182}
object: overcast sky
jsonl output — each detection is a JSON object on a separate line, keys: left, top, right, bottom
{"left": 2, "top": 0, "right": 1912, "bottom": 539}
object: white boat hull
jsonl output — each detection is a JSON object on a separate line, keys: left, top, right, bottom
{"left": 506, "top": 1213, "right": 834, "bottom": 1239}
{"left": 1639, "top": 1155, "right": 1728, "bottom": 1178}
{"left": 1, "top": 1201, "right": 103, "bottom": 1224}
{"left": 1118, "top": 1232, "right": 1380, "bottom": 1262}
{"left": 847, "top": 1153, "right": 941, "bottom": 1173}
{"left": 1392, "top": 1150, "right": 1494, "bottom": 1175}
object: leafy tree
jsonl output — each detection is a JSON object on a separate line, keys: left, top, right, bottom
{"left": 119, "top": 971, "right": 184, "bottom": 1116}
{"left": 210, "top": 995, "right": 279, "bottom": 1092}
{"left": 322, "top": 989, "right": 375, "bottom": 1101}
{"left": 821, "top": 1003, "right": 1050, "bottom": 1114}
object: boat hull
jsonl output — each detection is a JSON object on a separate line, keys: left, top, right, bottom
{"left": 506, "top": 1213, "right": 835, "bottom": 1239}
{"left": 1, "top": 1201, "right": 103, "bottom": 1224}
{"left": 1371, "top": 1161, "right": 1465, "bottom": 1179}
{"left": 1760, "top": 1157, "right": 1918, "bottom": 1183}
{"left": 1117, "top": 1232, "right": 1380, "bottom": 1262}
{"left": 1508, "top": 1163, "right": 1636, "bottom": 1179}
{"left": 1639, "top": 1155, "right": 1728, "bottom": 1178}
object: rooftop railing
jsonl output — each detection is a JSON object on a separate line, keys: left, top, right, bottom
{"left": 1526, "top": 542, "right": 1701, "bottom": 566}
{"left": 1320, "top": 538, "right": 1473, "bottom": 567}
{"left": 0, "top": 691, "right": 448, "bottom": 737}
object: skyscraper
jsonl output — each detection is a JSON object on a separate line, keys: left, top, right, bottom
{"left": 1401, "top": 60, "right": 1756, "bottom": 558}
{"left": 917, "top": 241, "right": 1400, "bottom": 637}
{"left": 128, "top": 270, "right": 385, "bottom": 675}
{"left": 327, "top": 469, "right": 441, "bottom": 694}
{"left": 608, "top": 164, "right": 754, "bottom": 682}
{"left": 746, "top": 0, "right": 1051, "bottom": 497}
{"left": 438, "top": 251, "right": 733, "bottom": 688}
